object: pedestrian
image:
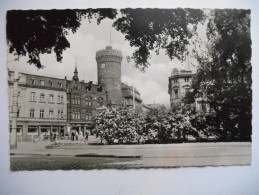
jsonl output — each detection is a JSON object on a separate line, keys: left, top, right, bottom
{"left": 85, "top": 132, "right": 88, "bottom": 142}
{"left": 71, "top": 132, "right": 74, "bottom": 141}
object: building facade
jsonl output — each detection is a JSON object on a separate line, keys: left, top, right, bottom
{"left": 121, "top": 82, "right": 142, "bottom": 108}
{"left": 8, "top": 71, "right": 67, "bottom": 141}
{"left": 66, "top": 66, "right": 106, "bottom": 135}
{"left": 8, "top": 45, "right": 143, "bottom": 140}
{"left": 168, "top": 68, "right": 194, "bottom": 106}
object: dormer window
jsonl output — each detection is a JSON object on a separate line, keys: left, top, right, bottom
{"left": 50, "top": 81, "right": 54, "bottom": 87}
{"left": 32, "top": 79, "right": 36, "bottom": 85}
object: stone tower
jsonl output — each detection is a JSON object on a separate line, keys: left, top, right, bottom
{"left": 96, "top": 46, "right": 123, "bottom": 106}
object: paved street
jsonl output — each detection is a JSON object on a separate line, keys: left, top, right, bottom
{"left": 11, "top": 156, "right": 137, "bottom": 171}
{"left": 10, "top": 141, "right": 251, "bottom": 170}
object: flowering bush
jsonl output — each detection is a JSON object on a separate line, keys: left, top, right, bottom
{"left": 93, "top": 104, "right": 221, "bottom": 145}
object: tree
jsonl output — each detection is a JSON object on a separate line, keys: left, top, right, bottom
{"left": 7, "top": 9, "right": 117, "bottom": 68}
{"left": 184, "top": 9, "right": 252, "bottom": 141}
{"left": 113, "top": 8, "right": 205, "bottom": 71}
{"left": 7, "top": 8, "right": 205, "bottom": 70}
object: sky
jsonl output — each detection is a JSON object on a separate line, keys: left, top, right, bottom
{"left": 7, "top": 11, "right": 201, "bottom": 106}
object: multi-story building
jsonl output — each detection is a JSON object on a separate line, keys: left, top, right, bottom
{"left": 168, "top": 68, "right": 194, "bottom": 106}
{"left": 121, "top": 83, "right": 142, "bottom": 108}
{"left": 8, "top": 70, "right": 67, "bottom": 141}
{"left": 66, "top": 66, "right": 106, "bottom": 135}
{"left": 8, "top": 45, "right": 143, "bottom": 140}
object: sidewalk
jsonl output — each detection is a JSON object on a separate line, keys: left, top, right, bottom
{"left": 10, "top": 140, "right": 251, "bottom": 159}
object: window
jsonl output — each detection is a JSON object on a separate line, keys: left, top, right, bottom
{"left": 59, "top": 83, "right": 63, "bottom": 88}
{"left": 174, "top": 89, "right": 179, "bottom": 99}
{"left": 41, "top": 129, "right": 47, "bottom": 133}
{"left": 40, "top": 109, "right": 44, "bottom": 118}
{"left": 86, "top": 110, "right": 92, "bottom": 121}
{"left": 40, "top": 80, "right": 45, "bottom": 86}
{"left": 30, "top": 92, "right": 35, "bottom": 101}
{"left": 86, "top": 97, "right": 92, "bottom": 106}
{"left": 60, "top": 96, "right": 64, "bottom": 103}
{"left": 49, "top": 94, "right": 54, "bottom": 103}
{"left": 58, "top": 110, "right": 63, "bottom": 119}
{"left": 17, "top": 108, "right": 20, "bottom": 117}
{"left": 30, "top": 109, "right": 35, "bottom": 118}
{"left": 98, "top": 97, "right": 103, "bottom": 107}
{"left": 58, "top": 110, "right": 64, "bottom": 119}
{"left": 174, "top": 79, "right": 178, "bottom": 83}
{"left": 28, "top": 128, "right": 37, "bottom": 133}
{"left": 50, "top": 82, "right": 54, "bottom": 87}
{"left": 73, "top": 96, "right": 80, "bottom": 105}
{"left": 49, "top": 110, "right": 53, "bottom": 118}
{"left": 31, "top": 79, "right": 35, "bottom": 85}
{"left": 185, "top": 78, "right": 189, "bottom": 82}
{"left": 72, "top": 110, "right": 80, "bottom": 119}
{"left": 40, "top": 94, "right": 45, "bottom": 102}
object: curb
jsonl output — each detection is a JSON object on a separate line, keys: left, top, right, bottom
{"left": 10, "top": 153, "right": 142, "bottom": 159}
{"left": 75, "top": 154, "right": 142, "bottom": 158}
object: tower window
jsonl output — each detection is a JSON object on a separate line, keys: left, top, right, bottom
{"left": 40, "top": 80, "right": 45, "bottom": 86}
{"left": 174, "top": 89, "right": 179, "bottom": 99}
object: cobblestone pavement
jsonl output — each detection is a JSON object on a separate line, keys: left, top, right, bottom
{"left": 10, "top": 156, "right": 140, "bottom": 171}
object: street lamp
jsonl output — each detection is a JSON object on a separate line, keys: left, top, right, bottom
{"left": 10, "top": 68, "right": 19, "bottom": 149}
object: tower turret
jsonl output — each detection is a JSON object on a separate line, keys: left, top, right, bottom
{"left": 72, "top": 64, "right": 79, "bottom": 81}
{"left": 96, "top": 46, "right": 123, "bottom": 106}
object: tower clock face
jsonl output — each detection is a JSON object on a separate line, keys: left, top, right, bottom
{"left": 101, "top": 63, "right": 105, "bottom": 69}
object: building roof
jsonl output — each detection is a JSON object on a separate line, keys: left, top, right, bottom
{"left": 121, "top": 82, "right": 142, "bottom": 102}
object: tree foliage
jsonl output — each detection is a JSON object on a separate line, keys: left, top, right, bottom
{"left": 7, "top": 8, "right": 204, "bottom": 70}
{"left": 184, "top": 9, "right": 252, "bottom": 141}
{"left": 6, "top": 9, "right": 117, "bottom": 68}
{"left": 113, "top": 8, "right": 205, "bottom": 71}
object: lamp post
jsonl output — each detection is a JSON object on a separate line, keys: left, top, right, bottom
{"left": 10, "top": 68, "right": 19, "bottom": 149}
{"left": 133, "top": 83, "right": 135, "bottom": 110}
